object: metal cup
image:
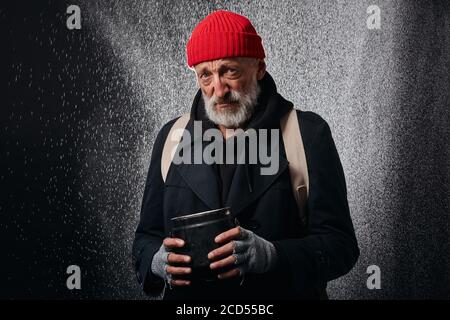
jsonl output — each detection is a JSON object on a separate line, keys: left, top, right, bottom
{"left": 170, "top": 207, "right": 236, "bottom": 281}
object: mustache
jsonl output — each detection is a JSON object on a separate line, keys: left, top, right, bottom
{"left": 210, "top": 91, "right": 240, "bottom": 105}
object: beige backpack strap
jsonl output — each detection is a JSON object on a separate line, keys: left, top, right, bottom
{"left": 161, "top": 114, "right": 190, "bottom": 182}
{"left": 280, "top": 108, "right": 309, "bottom": 225}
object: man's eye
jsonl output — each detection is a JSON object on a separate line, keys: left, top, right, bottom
{"left": 226, "top": 68, "right": 237, "bottom": 75}
{"left": 200, "top": 72, "right": 211, "bottom": 79}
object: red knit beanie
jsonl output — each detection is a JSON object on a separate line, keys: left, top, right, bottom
{"left": 186, "top": 10, "right": 266, "bottom": 67}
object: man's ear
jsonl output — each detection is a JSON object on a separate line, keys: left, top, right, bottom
{"left": 256, "top": 59, "right": 266, "bottom": 80}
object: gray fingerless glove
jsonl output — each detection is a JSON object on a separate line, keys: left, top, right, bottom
{"left": 233, "top": 227, "right": 278, "bottom": 275}
{"left": 151, "top": 243, "right": 171, "bottom": 284}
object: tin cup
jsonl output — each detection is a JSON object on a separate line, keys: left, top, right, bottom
{"left": 170, "top": 207, "right": 236, "bottom": 281}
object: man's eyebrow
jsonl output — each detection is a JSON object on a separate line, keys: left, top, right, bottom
{"left": 220, "top": 61, "right": 240, "bottom": 68}
{"left": 196, "top": 66, "right": 209, "bottom": 75}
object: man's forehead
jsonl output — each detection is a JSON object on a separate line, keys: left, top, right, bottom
{"left": 194, "top": 57, "right": 248, "bottom": 71}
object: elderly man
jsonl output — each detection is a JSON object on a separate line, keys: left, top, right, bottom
{"left": 132, "top": 10, "right": 359, "bottom": 300}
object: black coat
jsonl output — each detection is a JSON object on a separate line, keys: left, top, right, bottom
{"left": 132, "top": 73, "right": 359, "bottom": 300}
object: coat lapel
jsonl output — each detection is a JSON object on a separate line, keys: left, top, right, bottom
{"left": 172, "top": 109, "right": 290, "bottom": 216}
{"left": 175, "top": 162, "right": 222, "bottom": 210}
{"left": 173, "top": 119, "right": 222, "bottom": 210}
{"left": 225, "top": 141, "right": 289, "bottom": 218}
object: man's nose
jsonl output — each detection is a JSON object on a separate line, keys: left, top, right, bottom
{"left": 212, "top": 76, "right": 230, "bottom": 98}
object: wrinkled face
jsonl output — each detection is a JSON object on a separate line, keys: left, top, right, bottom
{"left": 194, "top": 57, "right": 266, "bottom": 128}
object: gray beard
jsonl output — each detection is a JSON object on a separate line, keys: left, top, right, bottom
{"left": 202, "top": 77, "right": 260, "bottom": 128}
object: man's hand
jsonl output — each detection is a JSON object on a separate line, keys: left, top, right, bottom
{"left": 208, "top": 226, "right": 278, "bottom": 280}
{"left": 151, "top": 238, "right": 192, "bottom": 287}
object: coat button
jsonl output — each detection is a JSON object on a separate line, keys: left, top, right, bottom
{"left": 247, "top": 220, "right": 260, "bottom": 230}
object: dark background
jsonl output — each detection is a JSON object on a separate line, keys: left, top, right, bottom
{"left": 1, "top": 1, "right": 449, "bottom": 299}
